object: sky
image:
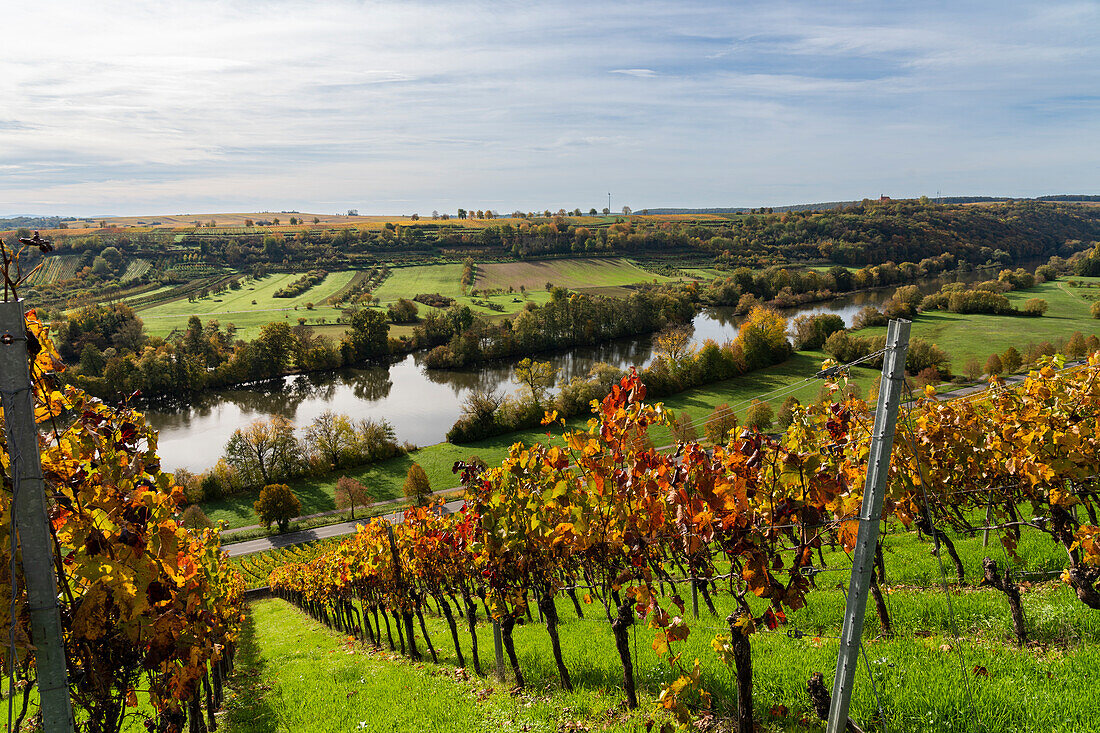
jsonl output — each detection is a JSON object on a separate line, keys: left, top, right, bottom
{"left": 1, "top": 0, "right": 1098, "bottom": 216}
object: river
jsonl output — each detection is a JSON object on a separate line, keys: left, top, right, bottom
{"left": 146, "top": 270, "right": 992, "bottom": 472}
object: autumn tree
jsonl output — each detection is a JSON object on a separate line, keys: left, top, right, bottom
{"left": 654, "top": 327, "right": 695, "bottom": 370}
{"left": 735, "top": 306, "right": 791, "bottom": 370}
{"left": 224, "top": 416, "right": 303, "bottom": 486}
{"left": 336, "top": 476, "right": 374, "bottom": 519}
{"left": 341, "top": 307, "right": 389, "bottom": 362}
{"left": 964, "top": 358, "right": 984, "bottom": 382}
{"left": 403, "top": 463, "right": 432, "bottom": 506}
{"left": 514, "top": 357, "right": 558, "bottom": 409}
{"left": 254, "top": 483, "right": 301, "bottom": 531}
{"left": 744, "top": 400, "right": 774, "bottom": 431}
{"left": 704, "top": 402, "right": 738, "bottom": 444}
{"left": 304, "top": 410, "right": 356, "bottom": 468}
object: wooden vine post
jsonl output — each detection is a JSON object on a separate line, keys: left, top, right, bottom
{"left": 827, "top": 319, "right": 910, "bottom": 733}
{"left": 0, "top": 299, "right": 76, "bottom": 733}
{"left": 387, "top": 524, "right": 419, "bottom": 660}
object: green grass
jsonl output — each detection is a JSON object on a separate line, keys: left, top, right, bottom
{"left": 373, "top": 263, "right": 467, "bottom": 301}
{"left": 232, "top": 520, "right": 1100, "bottom": 732}
{"left": 204, "top": 351, "right": 868, "bottom": 529}
{"left": 370, "top": 263, "right": 555, "bottom": 321}
{"left": 474, "top": 257, "right": 673, "bottom": 291}
{"left": 137, "top": 271, "right": 357, "bottom": 340}
{"left": 854, "top": 279, "right": 1100, "bottom": 371}
{"left": 225, "top": 598, "right": 651, "bottom": 733}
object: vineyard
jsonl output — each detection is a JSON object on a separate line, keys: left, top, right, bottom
{"left": 25, "top": 254, "right": 82, "bottom": 285}
{"left": 263, "top": 351, "right": 1100, "bottom": 731}
{"left": 120, "top": 258, "right": 152, "bottom": 282}
{"left": 232, "top": 538, "right": 343, "bottom": 587}
{"left": 0, "top": 310, "right": 243, "bottom": 732}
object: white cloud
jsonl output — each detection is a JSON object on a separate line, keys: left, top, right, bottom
{"left": 0, "top": 0, "right": 1096, "bottom": 214}
{"left": 610, "top": 69, "right": 659, "bottom": 77}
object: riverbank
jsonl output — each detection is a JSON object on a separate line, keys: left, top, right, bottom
{"left": 150, "top": 262, "right": 1013, "bottom": 473}
{"left": 200, "top": 349, "right": 876, "bottom": 528}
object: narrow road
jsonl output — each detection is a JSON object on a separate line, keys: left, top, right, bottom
{"left": 223, "top": 499, "right": 464, "bottom": 557}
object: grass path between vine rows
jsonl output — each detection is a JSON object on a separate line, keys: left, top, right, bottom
{"left": 222, "top": 598, "right": 657, "bottom": 733}
{"left": 225, "top": 521, "right": 1100, "bottom": 733}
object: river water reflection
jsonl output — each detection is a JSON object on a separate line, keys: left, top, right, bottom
{"left": 146, "top": 271, "right": 988, "bottom": 472}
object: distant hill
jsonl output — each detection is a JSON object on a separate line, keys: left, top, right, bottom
{"left": 0, "top": 215, "right": 69, "bottom": 230}
{"left": 645, "top": 195, "right": 1100, "bottom": 215}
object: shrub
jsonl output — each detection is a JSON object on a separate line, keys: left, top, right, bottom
{"left": 403, "top": 463, "right": 432, "bottom": 506}
{"left": 1021, "top": 298, "right": 1048, "bottom": 317}
{"left": 920, "top": 293, "right": 948, "bottom": 311}
{"left": 776, "top": 396, "right": 800, "bottom": 430}
{"left": 387, "top": 298, "right": 419, "bottom": 323}
{"left": 704, "top": 402, "right": 738, "bottom": 445}
{"left": 744, "top": 400, "right": 774, "bottom": 431}
{"left": 946, "top": 290, "right": 1013, "bottom": 315}
{"left": 446, "top": 390, "right": 503, "bottom": 443}
{"left": 1065, "top": 332, "right": 1088, "bottom": 360}
{"left": 1035, "top": 264, "right": 1057, "bottom": 282}
{"left": 180, "top": 504, "right": 213, "bottom": 530}
{"left": 669, "top": 411, "right": 698, "bottom": 443}
{"left": 1001, "top": 346, "right": 1022, "bottom": 373}
{"left": 413, "top": 293, "right": 455, "bottom": 309}
{"left": 791, "top": 313, "right": 845, "bottom": 351}
{"left": 913, "top": 367, "right": 941, "bottom": 390}
{"left": 201, "top": 472, "right": 224, "bottom": 501}
{"left": 253, "top": 483, "right": 301, "bottom": 532}
{"left": 906, "top": 338, "right": 950, "bottom": 377}
{"left": 985, "top": 353, "right": 1003, "bottom": 376}
{"left": 1092, "top": 300, "right": 1100, "bottom": 319}
{"left": 335, "top": 476, "right": 374, "bottom": 519}
{"left": 823, "top": 331, "right": 877, "bottom": 363}
{"left": 964, "top": 358, "right": 983, "bottom": 382}
{"left": 852, "top": 306, "right": 887, "bottom": 330}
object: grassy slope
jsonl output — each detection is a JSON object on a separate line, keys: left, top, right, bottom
{"left": 138, "top": 271, "right": 356, "bottom": 339}
{"left": 474, "top": 257, "right": 673, "bottom": 291}
{"left": 226, "top": 599, "right": 643, "bottom": 733}
{"left": 855, "top": 278, "right": 1100, "bottom": 371}
{"left": 230, "top": 523, "right": 1100, "bottom": 732}
{"left": 203, "top": 351, "right": 872, "bottom": 528}
{"left": 371, "top": 263, "right": 554, "bottom": 320}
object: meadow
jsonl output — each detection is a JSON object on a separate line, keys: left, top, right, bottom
{"left": 369, "top": 262, "right": 555, "bottom": 319}
{"left": 473, "top": 257, "right": 674, "bottom": 292}
{"left": 137, "top": 271, "right": 357, "bottom": 340}
{"left": 226, "top": 518, "right": 1100, "bottom": 732}
{"left": 853, "top": 278, "right": 1100, "bottom": 371}
{"left": 370, "top": 257, "right": 670, "bottom": 321}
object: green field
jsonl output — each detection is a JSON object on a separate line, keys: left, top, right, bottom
{"left": 373, "top": 263, "right": 467, "bottom": 301}
{"left": 137, "top": 271, "right": 357, "bottom": 340}
{"left": 854, "top": 278, "right": 1100, "bottom": 370}
{"left": 474, "top": 257, "right": 673, "bottom": 291}
{"left": 371, "top": 262, "right": 552, "bottom": 320}
{"left": 227, "top": 517, "right": 1100, "bottom": 732}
